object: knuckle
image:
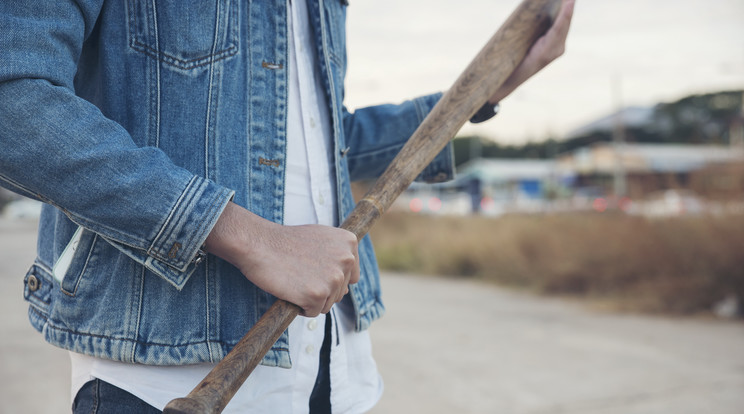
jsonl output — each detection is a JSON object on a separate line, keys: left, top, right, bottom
{"left": 332, "top": 270, "right": 346, "bottom": 286}
{"left": 345, "top": 232, "right": 358, "bottom": 246}
{"left": 307, "top": 286, "right": 328, "bottom": 302}
{"left": 300, "top": 300, "right": 321, "bottom": 318}
{"left": 342, "top": 252, "right": 356, "bottom": 266}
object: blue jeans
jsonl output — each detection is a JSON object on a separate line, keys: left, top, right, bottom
{"left": 72, "top": 379, "right": 161, "bottom": 413}
{"left": 73, "top": 325, "right": 333, "bottom": 413}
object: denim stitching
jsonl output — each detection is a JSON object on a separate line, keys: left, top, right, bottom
{"left": 205, "top": 256, "right": 213, "bottom": 362}
{"left": 328, "top": 50, "right": 343, "bottom": 69}
{"left": 43, "top": 320, "right": 287, "bottom": 350}
{"left": 171, "top": 185, "right": 228, "bottom": 271}
{"left": 147, "top": 176, "right": 194, "bottom": 262}
{"left": 31, "top": 260, "right": 54, "bottom": 277}
{"left": 202, "top": 0, "right": 219, "bottom": 348}
{"left": 91, "top": 379, "right": 100, "bottom": 414}
{"left": 129, "top": 265, "right": 146, "bottom": 363}
{"left": 347, "top": 144, "right": 399, "bottom": 160}
{"left": 28, "top": 299, "right": 50, "bottom": 320}
{"left": 204, "top": 0, "right": 222, "bottom": 178}
{"left": 131, "top": 42, "right": 239, "bottom": 70}
{"left": 0, "top": 173, "right": 50, "bottom": 204}
{"left": 151, "top": 0, "right": 162, "bottom": 151}
{"left": 157, "top": 180, "right": 203, "bottom": 265}
{"left": 325, "top": 1, "right": 345, "bottom": 68}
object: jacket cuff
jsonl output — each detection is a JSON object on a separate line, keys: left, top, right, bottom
{"left": 418, "top": 144, "right": 455, "bottom": 184}
{"left": 107, "top": 176, "right": 234, "bottom": 290}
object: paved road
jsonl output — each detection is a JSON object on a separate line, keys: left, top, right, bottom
{"left": 2, "top": 218, "right": 743, "bottom": 413}
{"left": 369, "top": 274, "right": 744, "bottom": 413}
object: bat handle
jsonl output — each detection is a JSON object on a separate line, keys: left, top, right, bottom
{"left": 163, "top": 300, "right": 301, "bottom": 414}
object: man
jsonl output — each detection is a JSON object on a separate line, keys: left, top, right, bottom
{"left": 0, "top": 0, "right": 573, "bottom": 412}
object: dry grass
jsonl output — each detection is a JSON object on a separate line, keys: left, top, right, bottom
{"left": 369, "top": 212, "right": 744, "bottom": 315}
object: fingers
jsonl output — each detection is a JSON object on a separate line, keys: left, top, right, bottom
{"left": 329, "top": 234, "right": 359, "bottom": 313}
{"left": 301, "top": 230, "right": 359, "bottom": 317}
{"left": 333, "top": 243, "right": 358, "bottom": 307}
{"left": 557, "top": 0, "right": 575, "bottom": 31}
{"left": 546, "top": 0, "right": 575, "bottom": 47}
{"left": 532, "top": 0, "right": 574, "bottom": 63}
{"left": 301, "top": 273, "right": 342, "bottom": 317}
{"left": 320, "top": 293, "right": 336, "bottom": 316}
{"left": 350, "top": 245, "right": 361, "bottom": 285}
{"left": 304, "top": 269, "right": 351, "bottom": 317}
{"left": 240, "top": 221, "right": 361, "bottom": 317}
{"left": 551, "top": 0, "right": 574, "bottom": 49}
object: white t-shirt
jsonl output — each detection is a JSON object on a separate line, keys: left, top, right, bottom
{"left": 69, "top": 1, "right": 382, "bottom": 412}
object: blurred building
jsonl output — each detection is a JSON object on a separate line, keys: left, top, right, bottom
{"left": 456, "top": 158, "right": 562, "bottom": 201}
{"left": 556, "top": 143, "right": 744, "bottom": 199}
{"left": 400, "top": 158, "right": 567, "bottom": 215}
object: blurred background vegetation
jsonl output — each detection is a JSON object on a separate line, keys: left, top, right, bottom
{"left": 371, "top": 212, "right": 743, "bottom": 316}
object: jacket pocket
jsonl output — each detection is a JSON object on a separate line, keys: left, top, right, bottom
{"left": 127, "top": 0, "right": 240, "bottom": 71}
{"left": 53, "top": 228, "right": 100, "bottom": 297}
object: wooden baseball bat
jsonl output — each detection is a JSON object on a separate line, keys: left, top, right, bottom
{"left": 164, "top": 0, "right": 561, "bottom": 412}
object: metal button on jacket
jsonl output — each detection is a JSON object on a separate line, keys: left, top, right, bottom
{"left": 27, "top": 275, "right": 40, "bottom": 292}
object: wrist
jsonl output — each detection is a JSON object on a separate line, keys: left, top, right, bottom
{"left": 204, "top": 201, "right": 264, "bottom": 269}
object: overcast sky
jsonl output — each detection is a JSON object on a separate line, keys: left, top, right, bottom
{"left": 344, "top": 0, "right": 744, "bottom": 144}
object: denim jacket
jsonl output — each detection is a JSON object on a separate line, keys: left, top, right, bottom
{"left": 0, "top": 0, "right": 453, "bottom": 367}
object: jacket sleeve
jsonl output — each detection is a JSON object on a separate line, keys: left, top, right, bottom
{"left": 342, "top": 92, "right": 455, "bottom": 184}
{"left": 0, "top": 1, "right": 234, "bottom": 288}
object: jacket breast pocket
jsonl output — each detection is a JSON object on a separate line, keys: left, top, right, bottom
{"left": 127, "top": 0, "right": 240, "bottom": 71}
